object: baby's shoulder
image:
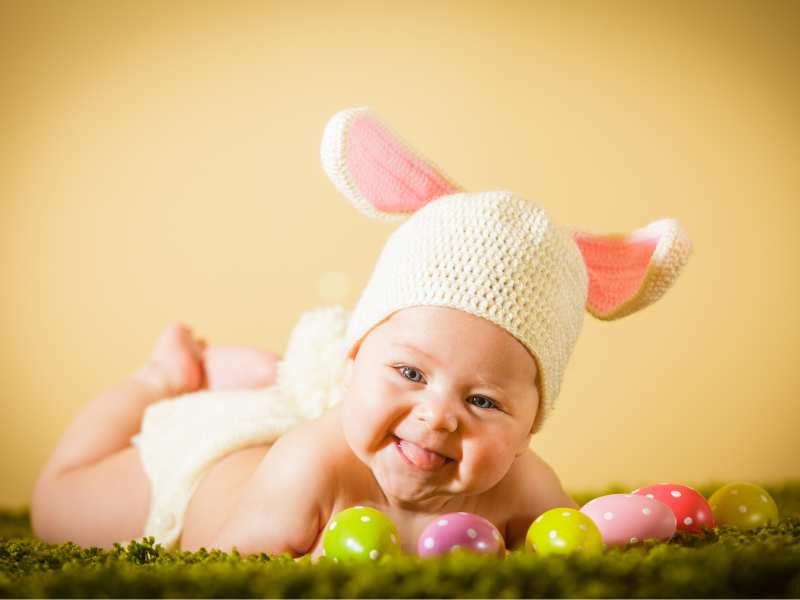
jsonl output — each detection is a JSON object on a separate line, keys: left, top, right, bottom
{"left": 501, "top": 448, "right": 573, "bottom": 505}
{"left": 508, "top": 447, "right": 550, "bottom": 479}
{"left": 274, "top": 406, "right": 373, "bottom": 543}
{"left": 497, "top": 448, "right": 578, "bottom": 550}
{"left": 279, "top": 404, "right": 352, "bottom": 476}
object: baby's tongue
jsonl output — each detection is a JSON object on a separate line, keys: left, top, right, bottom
{"left": 399, "top": 439, "right": 447, "bottom": 470}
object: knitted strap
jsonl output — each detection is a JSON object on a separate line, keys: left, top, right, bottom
{"left": 321, "top": 107, "right": 461, "bottom": 221}
{"left": 571, "top": 218, "right": 693, "bottom": 320}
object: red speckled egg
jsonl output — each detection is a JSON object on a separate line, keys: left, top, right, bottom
{"left": 632, "top": 483, "right": 714, "bottom": 533}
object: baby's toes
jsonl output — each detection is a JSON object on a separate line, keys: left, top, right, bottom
{"left": 149, "top": 322, "right": 206, "bottom": 396}
{"left": 151, "top": 323, "right": 190, "bottom": 363}
{"left": 193, "top": 337, "right": 208, "bottom": 359}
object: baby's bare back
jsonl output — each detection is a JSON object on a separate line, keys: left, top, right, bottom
{"left": 180, "top": 404, "right": 574, "bottom": 556}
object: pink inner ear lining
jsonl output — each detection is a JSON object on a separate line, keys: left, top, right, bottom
{"left": 574, "top": 233, "right": 660, "bottom": 316}
{"left": 345, "top": 114, "right": 459, "bottom": 213}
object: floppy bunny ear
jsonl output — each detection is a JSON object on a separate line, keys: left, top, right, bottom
{"left": 570, "top": 218, "right": 693, "bottom": 320}
{"left": 320, "top": 107, "right": 462, "bottom": 222}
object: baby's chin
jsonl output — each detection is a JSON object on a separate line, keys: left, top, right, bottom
{"left": 374, "top": 471, "right": 456, "bottom": 509}
{"left": 368, "top": 444, "right": 462, "bottom": 508}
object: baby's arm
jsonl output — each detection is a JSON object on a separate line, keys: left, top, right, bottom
{"left": 505, "top": 451, "right": 578, "bottom": 551}
{"left": 211, "top": 425, "right": 333, "bottom": 558}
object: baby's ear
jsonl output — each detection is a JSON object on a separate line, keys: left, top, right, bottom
{"left": 320, "top": 107, "right": 462, "bottom": 221}
{"left": 569, "top": 218, "right": 693, "bottom": 320}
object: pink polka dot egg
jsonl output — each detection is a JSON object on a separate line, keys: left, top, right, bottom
{"left": 580, "top": 493, "right": 676, "bottom": 547}
{"left": 632, "top": 483, "right": 714, "bottom": 534}
{"left": 417, "top": 512, "right": 505, "bottom": 557}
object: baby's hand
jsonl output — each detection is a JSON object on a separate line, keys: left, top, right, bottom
{"left": 203, "top": 347, "right": 280, "bottom": 390}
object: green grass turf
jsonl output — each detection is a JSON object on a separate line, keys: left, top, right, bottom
{"left": 2, "top": 481, "right": 799, "bottom": 598}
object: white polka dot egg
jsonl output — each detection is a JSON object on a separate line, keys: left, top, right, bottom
{"left": 417, "top": 512, "right": 505, "bottom": 557}
{"left": 525, "top": 508, "right": 604, "bottom": 556}
{"left": 322, "top": 506, "right": 401, "bottom": 563}
{"left": 632, "top": 483, "right": 714, "bottom": 533}
{"left": 580, "top": 493, "right": 676, "bottom": 547}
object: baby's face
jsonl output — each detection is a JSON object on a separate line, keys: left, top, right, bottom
{"left": 341, "top": 305, "right": 539, "bottom": 512}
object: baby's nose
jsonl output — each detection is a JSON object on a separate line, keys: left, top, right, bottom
{"left": 415, "top": 398, "right": 458, "bottom": 432}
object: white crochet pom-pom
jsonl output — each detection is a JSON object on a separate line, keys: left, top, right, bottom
{"left": 276, "top": 305, "right": 352, "bottom": 420}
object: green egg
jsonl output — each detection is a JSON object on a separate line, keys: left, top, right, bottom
{"left": 708, "top": 483, "right": 779, "bottom": 530}
{"left": 322, "top": 506, "right": 402, "bottom": 562}
{"left": 525, "top": 508, "right": 604, "bottom": 557}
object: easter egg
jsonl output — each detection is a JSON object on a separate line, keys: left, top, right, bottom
{"left": 417, "top": 512, "right": 505, "bottom": 557}
{"left": 525, "top": 508, "right": 604, "bottom": 556}
{"left": 322, "top": 506, "right": 401, "bottom": 562}
{"left": 708, "top": 483, "right": 779, "bottom": 530}
{"left": 581, "top": 494, "right": 676, "bottom": 547}
{"left": 632, "top": 483, "right": 714, "bottom": 533}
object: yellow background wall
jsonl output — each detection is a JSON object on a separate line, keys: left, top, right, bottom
{"left": 1, "top": 0, "right": 798, "bottom": 508}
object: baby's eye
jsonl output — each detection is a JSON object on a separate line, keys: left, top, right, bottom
{"left": 469, "top": 396, "right": 500, "bottom": 409}
{"left": 396, "top": 366, "right": 500, "bottom": 411}
{"left": 397, "top": 365, "right": 425, "bottom": 383}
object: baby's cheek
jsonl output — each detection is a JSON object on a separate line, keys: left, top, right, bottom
{"left": 354, "top": 374, "right": 406, "bottom": 413}
{"left": 467, "top": 436, "right": 517, "bottom": 477}
{"left": 341, "top": 393, "right": 372, "bottom": 438}
{"left": 342, "top": 380, "right": 403, "bottom": 447}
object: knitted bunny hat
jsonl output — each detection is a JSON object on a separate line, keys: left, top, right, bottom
{"left": 320, "top": 107, "right": 692, "bottom": 434}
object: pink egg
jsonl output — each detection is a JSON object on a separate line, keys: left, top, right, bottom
{"left": 417, "top": 512, "right": 505, "bottom": 557}
{"left": 632, "top": 483, "right": 714, "bottom": 533}
{"left": 580, "top": 494, "right": 676, "bottom": 547}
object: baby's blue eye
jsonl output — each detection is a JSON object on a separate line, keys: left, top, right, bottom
{"left": 396, "top": 366, "right": 500, "bottom": 411}
{"left": 397, "top": 366, "right": 425, "bottom": 383}
{"left": 469, "top": 396, "right": 498, "bottom": 410}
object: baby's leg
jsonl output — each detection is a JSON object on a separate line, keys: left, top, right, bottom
{"left": 31, "top": 323, "right": 206, "bottom": 548}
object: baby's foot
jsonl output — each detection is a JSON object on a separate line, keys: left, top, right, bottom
{"left": 135, "top": 322, "right": 207, "bottom": 397}
{"left": 203, "top": 346, "right": 280, "bottom": 390}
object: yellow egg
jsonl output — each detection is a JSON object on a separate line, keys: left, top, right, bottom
{"left": 708, "top": 483, "right": 779, "bottom": 530}
{"left": 525, "top": 508, "right": 604, "bottom": 556}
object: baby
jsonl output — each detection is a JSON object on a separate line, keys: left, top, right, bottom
{"left": 32, "top": 305, "right": 570, "bottom": 558}
{"left": 30, "top": 107, "right": 692, "bottom": 559}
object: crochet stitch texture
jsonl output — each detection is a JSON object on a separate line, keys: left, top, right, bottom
{"left": 343, "top": 191, "right": 588, "bottom": 434}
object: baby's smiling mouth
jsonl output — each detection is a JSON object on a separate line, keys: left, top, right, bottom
{"left": 392, "top": 435, "right": 454, "bottom": 471}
